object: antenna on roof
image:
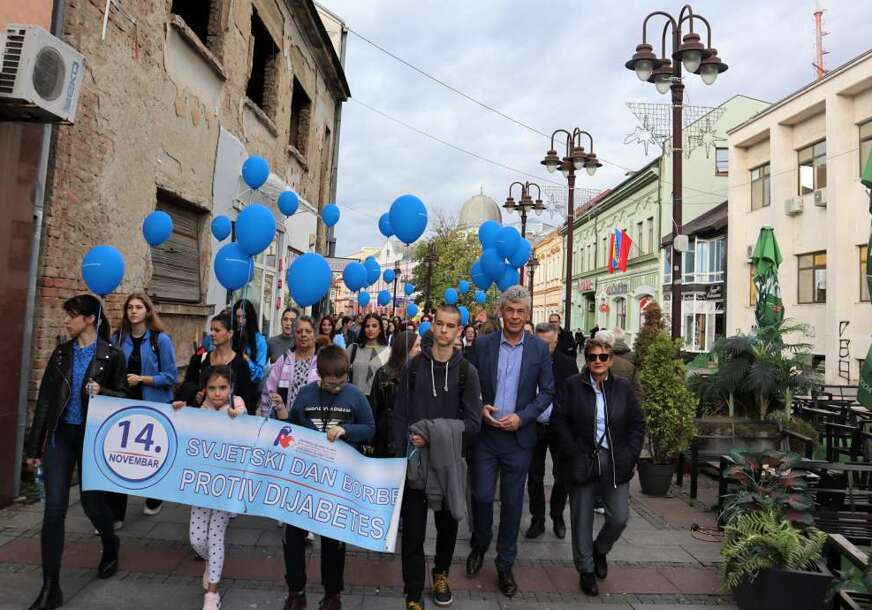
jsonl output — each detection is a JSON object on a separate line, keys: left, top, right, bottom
{"left": 813, "top": 0, "right": 830, "bottom": 80}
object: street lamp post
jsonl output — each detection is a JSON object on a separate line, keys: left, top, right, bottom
{"left": 391, "top": 261, "right": 402, "bottom": 317}
{"left": 504, "top": 181, "right": 545, "bottom": 286}
{"left": 625, "top": 4, "right": 727, "bottom": 339}
{"left": 527, "top": 256, "right": 540, "bottom": 310}
{"left": 541, "top": 128, "right": 601, "bottom": 334}
{"left": 422, "top": 244, "right": 437, "bottom": 315}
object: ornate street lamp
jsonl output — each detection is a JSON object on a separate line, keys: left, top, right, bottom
{"left": 625, "top": 4, "right": 727, "bottom": 339}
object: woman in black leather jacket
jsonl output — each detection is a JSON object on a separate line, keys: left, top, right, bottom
{"left": 25, "top": 294, "right": 128, "bottom": 610}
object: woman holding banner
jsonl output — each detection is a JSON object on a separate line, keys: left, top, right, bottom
{"left": 260, "top": 315, "right": 320, "bottom": 419}
{"left": 107, "top": 293, "right": 178, "bottom": 522}
{"left": 25, "top": 294, "right": 129, "bottom": 610}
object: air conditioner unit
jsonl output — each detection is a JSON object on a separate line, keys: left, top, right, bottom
{"left": 784, "top": 196, "right": 804, "bottom": 216}
{"left": 0, "top": 25, "right": 85, "bottom": 123}
{"left": 813, "top": 187, "right": 827, "bottom": 207}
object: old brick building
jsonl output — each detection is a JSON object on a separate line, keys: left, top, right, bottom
{"left": 26, "top": 0, "right": 349, "bottom": 448}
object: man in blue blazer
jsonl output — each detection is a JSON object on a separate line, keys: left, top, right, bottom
{"left": 466, "top": 285, "right": 555, "bottom": 597}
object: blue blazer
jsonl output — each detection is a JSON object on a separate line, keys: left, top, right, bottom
{"left": 116, "top": 329, "right": 178, "bottom": 403}
{"left": 468, "top": 331, "right": 555, "bottom": 449}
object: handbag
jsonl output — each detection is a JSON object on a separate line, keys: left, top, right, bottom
{"left": 570, "top": 431, "right": 607, "bottom": 486}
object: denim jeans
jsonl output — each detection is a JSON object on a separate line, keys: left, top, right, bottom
{"left": 41, "top": 423, "right": 116, "bottom": 577}
{"left": 567, "top": 449, "right": 630, "bottom": 573}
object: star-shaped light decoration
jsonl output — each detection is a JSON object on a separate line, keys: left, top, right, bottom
{"left": 686, "top": 118, "right": 726, "bottom": 159}
{"left": 624, "top": 117, "right": 659, "bottom": 156}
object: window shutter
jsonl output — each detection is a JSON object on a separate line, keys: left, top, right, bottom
{"left": 150, "top": 195, "right": 202, "bottom": 303}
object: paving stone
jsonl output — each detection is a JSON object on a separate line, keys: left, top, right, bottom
{"left": 0, "top": 566, "right": 91, "bottom": 609}
{"left": 63, "top": 580, "right": 204, "bottom": 609}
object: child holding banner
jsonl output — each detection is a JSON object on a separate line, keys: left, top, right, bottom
{"left": 282, "top": 345, "right": 375, "bottom": 610}
{"left": 172, "top": 365, "right": 246, "bottom": 610}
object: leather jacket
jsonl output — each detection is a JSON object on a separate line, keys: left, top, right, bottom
{"left": 26, "top": 338, "right": 128, "bottom": 458}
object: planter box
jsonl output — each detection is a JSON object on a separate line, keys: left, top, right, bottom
{"left": 695, "top": 418, "right": 782, "bottom": 456}
{"left": 638, "top": 461, "right": 674, "bottom": 496}
{"left": 733, "top": 561, "right": 832, "bottom": 610}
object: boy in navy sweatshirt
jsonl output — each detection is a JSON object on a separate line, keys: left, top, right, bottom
{"left": 281, "top": 345, "right": 375, "bottom": 610}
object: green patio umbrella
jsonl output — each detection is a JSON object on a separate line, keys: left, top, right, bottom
{"left": 858, "top": 151, "right": 872, "bottom": 406}
{"left": 751, "top": 226, "right": 784, "bottom": 329}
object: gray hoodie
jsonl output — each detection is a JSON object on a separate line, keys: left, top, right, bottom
{"left": 407, "top": 418, "right": 467, "bottom": 521}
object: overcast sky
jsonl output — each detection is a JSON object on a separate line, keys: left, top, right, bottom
{"left": 318, "top": 0, "right": 871, "bottom": 257}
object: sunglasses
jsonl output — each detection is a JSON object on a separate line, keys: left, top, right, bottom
{"left": 585, "top": 353, "right": 611, "bottom": 363}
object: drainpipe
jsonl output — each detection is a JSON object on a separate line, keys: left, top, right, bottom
{"left": 14, "top": 0, "right": 66, "bottom": 497}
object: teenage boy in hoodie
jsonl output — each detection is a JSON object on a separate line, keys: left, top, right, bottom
{"left": 281, "top": 345, "right": 375, "bottom": 610}
{"left": 393, "top": 304, "right": 483, "bottom": 610}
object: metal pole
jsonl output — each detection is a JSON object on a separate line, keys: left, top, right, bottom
{"left": 670, "top": 26, "right": 684, "bottom": 341}
{"left": 391, "top": 265, "right": 399, "bottom": 317}
{"left": 519, "top": 204, "right": 528, "bottom": 286}
{"left": 564, "top": 169, "right": 576, "bottom": 333}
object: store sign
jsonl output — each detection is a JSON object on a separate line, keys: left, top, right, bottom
{"left": 604, "top": 283, "right": 629, "bottom": 296}
{"left": 639, "top": 295, "right": 653, "bottom": 311}
{"left": 705, "top": 285, "right": 723, "bottom": 300}
{"left": 578, "top": 279, "right": 595, "bottom": 292}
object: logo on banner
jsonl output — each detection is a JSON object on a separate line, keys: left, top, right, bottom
{"left": 93, "top": 406, "right": 178, "bottom": 490}
{"left": 274, "top": 426, "right": 296, "bottom": 449}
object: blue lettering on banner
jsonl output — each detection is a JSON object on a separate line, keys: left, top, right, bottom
{"left": 82, "top": 396, "right": 407, "bottom": 553}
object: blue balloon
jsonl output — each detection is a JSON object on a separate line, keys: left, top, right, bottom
{"left": 364, "top": 256, "right": 381, "bottom": 286}
{"left": 383, "top": 269, "right": 396, "bottom": 284}
{"left": 322, "top": 203, "right": 340, "bottom": 227}
{"left": 142, "top": 210, "right": 173, "bottom": 247}
{"left": 458, "top": 279, "right": 470, "bottom": 293}
{"left": 496, "top": 226, "right": 521, "bottom": 259}
{"left": 481, "top": 248, "right": 507, "bottom": 281}
{"left": 404, "top": 282, "right": 414, "bottom": 296}
{"left": 471, "top": 261, "right": 490, "bottom": 290}
{"left": 443, "top": 287, "right": 458, "bottom": 305}
{"left": 214, "top": 242, "right": 252, "bottom": 291}
{"left": 474, "top": 289, "right": 487, "bottom": 304}
{"left": 358, "top": 292, "right": 370, "bottom": 307}
{"left": 458, "top": 305, "right": 470, "bottom": 326}
{"left": 389, "top": 194, "right": 428, "bottom": 245}
{"left": 278, "top": 190, "right": 299, "bottom": 216}
{"left": 81, "top": 245, "right": 125, "bottom": 296}
{"left": 242, "top": 155, "right": 270, "bottom": 189}
{"left": 496, "top": 265, "right": 520, "bottom": 291}
{"left": 288, "top": 253, "right": 331, "bottom": 307}
{"left": 236, "top": 203, "right": 276, "bottom": 256}
{"left": 406, "top": 303, "right": 418, "bottom": 317}
{"left": 377, "top": 290, "right": 391, "bottom": 307}
{"left": 419, "top": 321, "right": 432, "bottom": 337}
{"left": 508, "top": 238, "right": 533, "bottom": 268}
{"left": 211, "top": 215, "right": 232, "bottom": 241}
{"left": 378, "top": 213, "right": 393, "bottom": 238}
{"left": 343, "top": 262, "right": 367, "bottom": 292}
{"left": 479, "top": 220, "right": 501, "bottom": 249}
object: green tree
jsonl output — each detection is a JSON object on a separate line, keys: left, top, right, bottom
{"left": 411, "top": 215, "right": 482, "bottom": 312}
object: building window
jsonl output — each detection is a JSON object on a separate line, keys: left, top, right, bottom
{"left": 150, "top": 190, "right": 205, "bottom": 303}
{"left": 696, "top": 237, "right": 726, "bottom": 283}
{"left": 715, "top": 147, "right": 729, "bottom": 175}
{"left": 861, "top": 244, "right": 869, "bottom": 302}
{"left": 663, "top": 247, "right": 672, "bottom": 285}
{"left": 289, "top": 78, "right": 312, "bottom": 157}
{"left": 601, "top": 236, "right": 608, "bottom": 268}
{"left": 615, "top": 297, "right": 627, "bottom": 330}
{"left": 682, "top": 240, "right": 696, "bottom": 284}
{"left": 646, "top": 217, "right": 654, "bottom": 254}
{"left": 246, "top": 8, "right": 279, "bottom": 117}
{"left": 171, "top": 0, "right": 217, "bottom": 50}
{"left": 751, "top": 163, "right": 770, "bottom": 210}
{"left": 798, "top": 141, "right": 826, "bottom": 195}
{"left": 797, "top": 251, "right": 827, "bottom": 304}
{"left": 636, "top": 221, "right": 644, "bottom": 257}
{"left": 682, "top": 295, "right": 723, "bottom": 352}
{"left": 860, "top": 121, "right": 872, "bottom": 176}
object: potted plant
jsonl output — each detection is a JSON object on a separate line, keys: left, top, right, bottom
{"left": 637, "top": 331, "right": 697, "bottom": 495}
{"left": 719, "top": 449, "right": 832, "bottom": 610}
{"left": 721, "top": 510, "right": 830, "bottom": 610}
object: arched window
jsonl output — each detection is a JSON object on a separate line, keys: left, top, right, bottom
{"left": 615, "top": 297, "right": 627, "bottom": 330}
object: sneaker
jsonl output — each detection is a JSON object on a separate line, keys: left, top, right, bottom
{"left": 594, "top": 507, "right": 605, "bottom": 515}
{"left": 431, "top": 572, "right": 453, "bottom": 607}
{"left": 406, "top": 600, "right": 424, "bottom": 610}
{"left": 143, "top": 504, "right": 162, "bottom": 516}
{"left": 317, "top": 593, "right": 341, "bottom": 610}
{"left": 202, "top": 591, "right": 221, "bottom": 610}
{"left": 305, "top": 531, "right": 315, "bottom": 543}
{"left": 283, "top": 591, "right": 306, "bottom": 610}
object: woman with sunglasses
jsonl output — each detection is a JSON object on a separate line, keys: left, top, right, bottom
{"left": 550, "top": 331, "right": 645, "bottom": 598}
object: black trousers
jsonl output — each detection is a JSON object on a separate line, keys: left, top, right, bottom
{"left": 41, "top": 423, "right": 116, "bottom": 577}
{"left": 284, "top": 524, "right": 345, "bottom": 595}
{"left": 401, "top": 487, "right": 459, "bottom": 600}
{"left": 527, "top": 423, "right": 567, "bottom": 522}
{"left": 106, "top": 492, "right": 127, "bottom": 522}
